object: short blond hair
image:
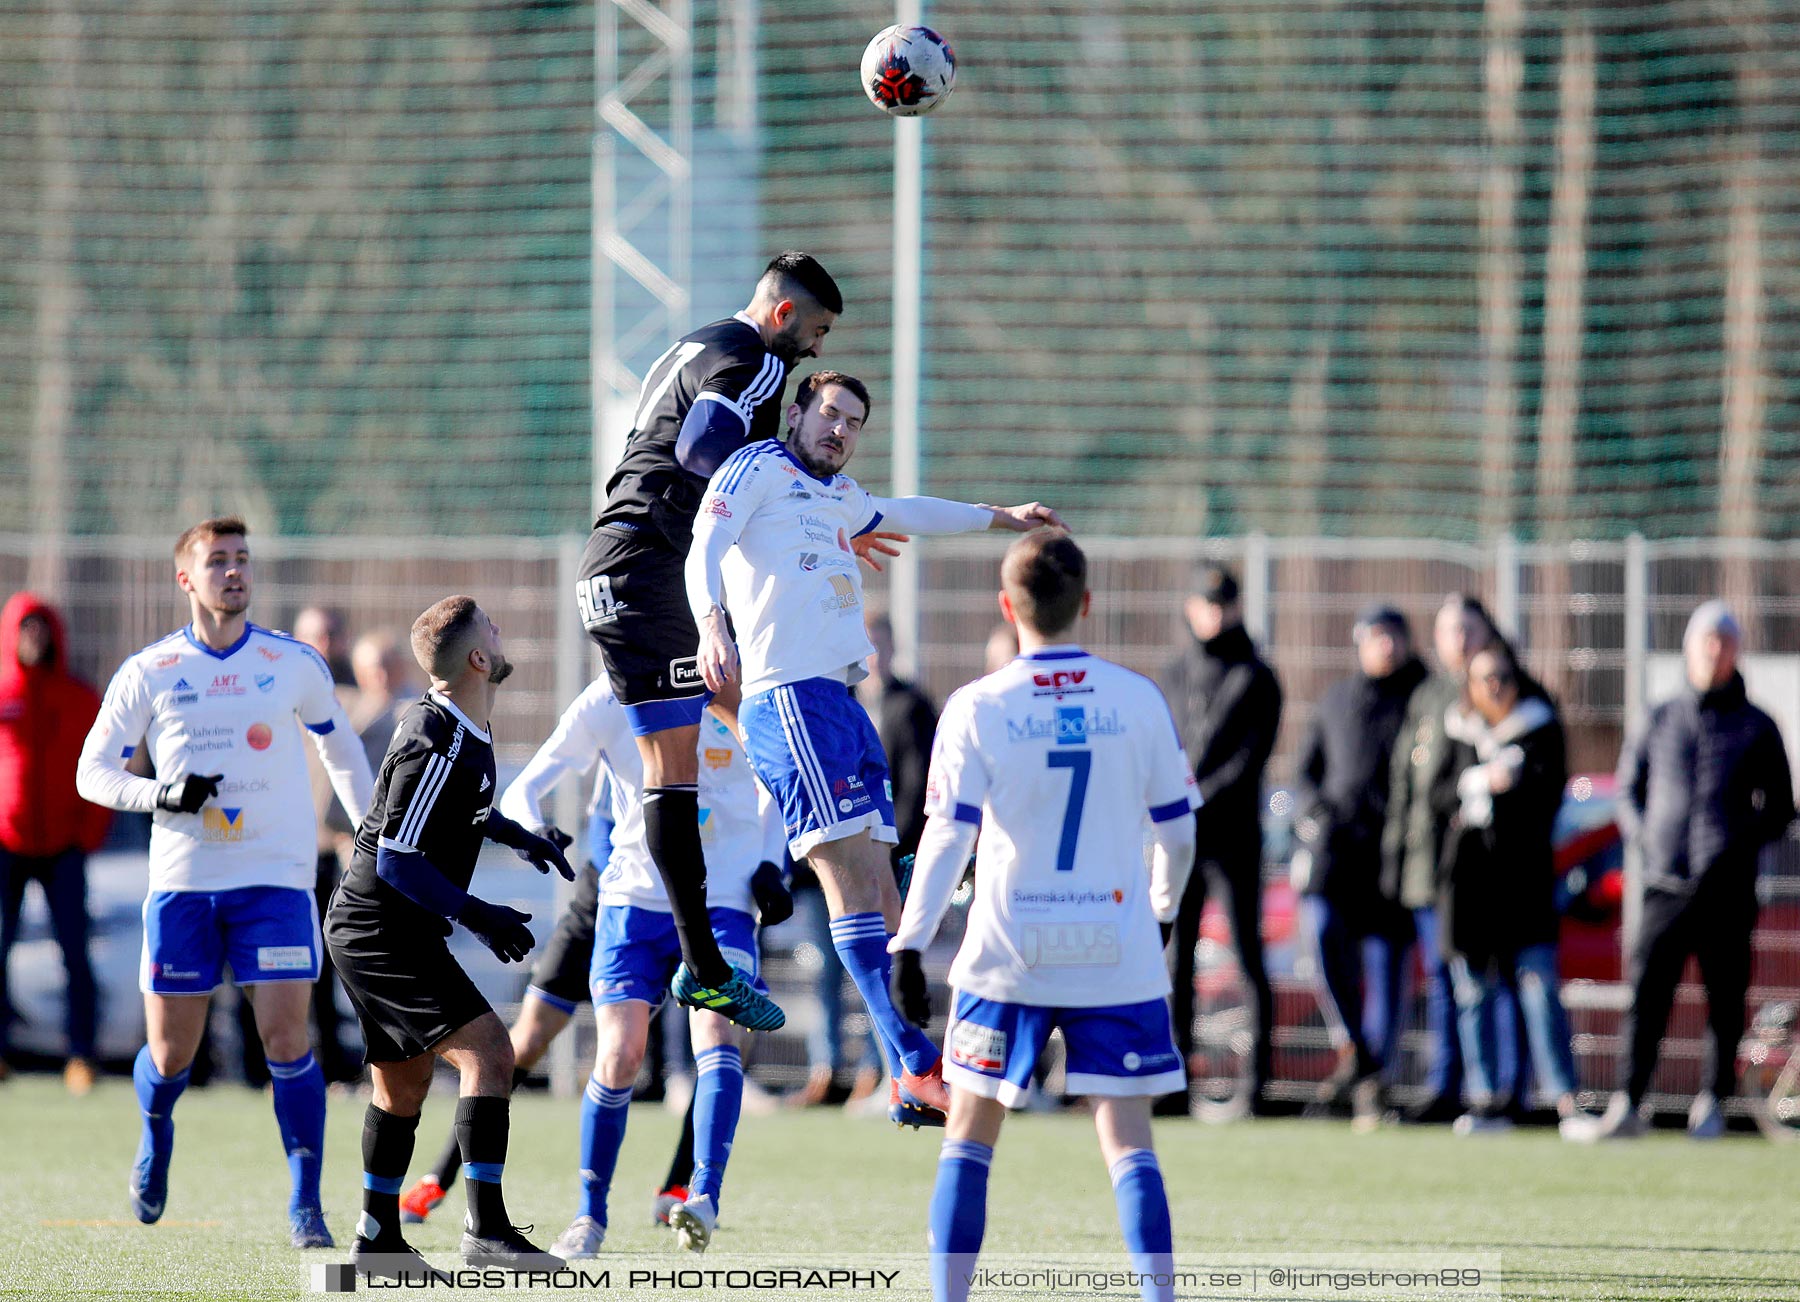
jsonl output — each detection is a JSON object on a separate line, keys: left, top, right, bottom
{"left": 174, "top": 516, "right": 248, "bottom": 566}
{"left": 410, "top": 595, "right": 484, "bottom": 680}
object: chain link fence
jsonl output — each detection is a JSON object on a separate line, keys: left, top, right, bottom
{"left": 7, "top": 532, "right": 1796, "bottom": 1115}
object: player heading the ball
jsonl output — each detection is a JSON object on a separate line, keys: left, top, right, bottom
{"left": 576, "top": 252, "right": 890, "bottom": 1034}
{"left": 890, "top": 531, "right": 1201, "bottom": 1302}
{"left": 685, "top": 368, "right": 1063, "bottom": 1126}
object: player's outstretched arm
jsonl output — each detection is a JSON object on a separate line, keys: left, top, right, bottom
{"left": 864, "top": 496, "right": 1067, "bottom": 538}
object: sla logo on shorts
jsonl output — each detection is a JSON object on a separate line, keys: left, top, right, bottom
{"left": 202, "top": 807, "right": 247, "bottom": 842}
{"left": 576, "top": 574, "right": 620, "bottom": 628}
{"left": 670, "top": 657, "right": 703, "bottom": 689}
{"left": 256, "top": 945, "right": 313, "bottom": 972}
{"left": 950, "top": 1020, "right": 1007, "bottom": 1073}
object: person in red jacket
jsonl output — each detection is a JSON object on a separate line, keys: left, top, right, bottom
{"left": 0, "top": 592, "right": 111, "bottom": 1092}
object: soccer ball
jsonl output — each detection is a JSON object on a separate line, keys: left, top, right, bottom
{"left": 860, "top": 25, "right": 956, "bottom": 118}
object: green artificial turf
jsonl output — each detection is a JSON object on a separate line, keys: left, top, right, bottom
{"left": 1, "top": 1077, "right": 1796, "bottom": 1299}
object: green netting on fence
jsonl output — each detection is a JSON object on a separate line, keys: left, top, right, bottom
{"left": 4, "top": 1, "right": 1797, "bottom": 540}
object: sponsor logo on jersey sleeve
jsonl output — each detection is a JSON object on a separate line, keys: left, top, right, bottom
{"left": 258, "top": 646, "right": 283, "bottom": 662}
{"left": 155, "top": 654, "right": 181, "bottom": 669}
{"left": 705, "top": 494, "right": 732, "bottom": 519}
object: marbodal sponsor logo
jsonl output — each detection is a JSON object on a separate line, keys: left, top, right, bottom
{"left": 1004, "top": 707, "right": 1126, "bottom": 745}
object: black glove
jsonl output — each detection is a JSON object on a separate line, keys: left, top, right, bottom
{"left": 749, "top": 860, "right": 793, "bottom": 926}
{"left": 893, "top": 947, "right": 930, "bottom": 1028}
{"left": 459, "top": 897, "right": 535, "bottom": 963}
{"left": 512, "top": 828, "right": 576, "bottom": 882}
{"left": 157, "top": 773, "right": 222, "bottom": 815}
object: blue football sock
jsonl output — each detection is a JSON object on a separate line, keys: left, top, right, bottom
{"left": 929, "top": 1138, "right": 992, "bottom": 1302}
{"left": 829, "top": 912, "right": 936, "bottom": 1077}
{"left": 690, "top": 1045, "right": 743, "bottom": 1208}
{"left": 578, "top": 1076, "right": 633, "bottom": 1225}
{"left": 132, "top": 1045, "right": 189, "bottom": 1149}
{"left": 1109, "top": 1148, "right": 1174, "bottom": 1302}
{"left": 268, "top": 1051, "right": 327, "bottom": 1214}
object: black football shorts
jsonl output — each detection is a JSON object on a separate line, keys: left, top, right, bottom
{"left": 575, "top": 526, "right": 709, "bottom": 732}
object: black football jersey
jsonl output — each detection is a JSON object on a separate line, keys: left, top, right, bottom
{"left": 338, "top": 692, "right": 497, "bottom": 933}
{"left": 594, "top": 314, "right": 790, "bottom": 552}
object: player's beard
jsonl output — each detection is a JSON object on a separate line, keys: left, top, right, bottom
{"left": 770, "top": 319, "right": 815, "bottom": 363}
{"left": 487, "top": 652, "right": 514, "bottom": 684}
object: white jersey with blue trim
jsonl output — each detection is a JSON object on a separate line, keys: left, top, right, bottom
{"left": 504, "top": 676, "right": 775, "bottom": 914}
{"left": 696, "top": 438, "right": 883, "bottom": 697}
{"left": 76, "top": 624, "right": 370, "bottom": 893}
{"left": 922, "top": 647, "right": 1201, "bottom": 1007}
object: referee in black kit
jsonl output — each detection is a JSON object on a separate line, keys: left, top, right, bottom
{"left": 325, "top": 596, "right": 574, "bottom": 1279}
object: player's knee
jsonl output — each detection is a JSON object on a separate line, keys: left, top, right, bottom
{"left": 594, "top": 1039, "right": 644, "bottom": 1089}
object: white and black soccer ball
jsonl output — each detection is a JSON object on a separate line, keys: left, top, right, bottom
{"left": 860, "top": 24, "right": 957, "bottom": 118}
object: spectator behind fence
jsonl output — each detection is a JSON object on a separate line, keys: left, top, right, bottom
{"left": 1571, "top": 602, "right": 1795, "bottom": 1142}
{"left": 349, "top": 630, "right": 417, "bottom": 767}
{"left": 1156, "top": 564, "right": 1282, "bottom": 1117}
{"left": 294, "top": 607, "right": 363, "bottom": 1085}
{"left": 1293, "top": 604, "right": 1427, "bottom": 1126}
{"left": 0, "top": 593, "right": 111, "bottom": 1092}
{"left": 1437, "top": 640, "right": 1580, "bottom": 1135}
{"left": 859, "top": 611, "right": 938, "bottom": 866}
{"left": 1381, "top": 594, "right": 1496, "bottom": 1123}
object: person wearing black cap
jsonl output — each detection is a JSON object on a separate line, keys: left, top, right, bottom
{"left": 1568, "top": 601, "right": 1794, "bottom": 1142}
{"left": 1156, "top": 565, "right": 1283, "bottom": 1117}
{"left": 1292, "top": 603, "right": 1427, "bottom": 1125}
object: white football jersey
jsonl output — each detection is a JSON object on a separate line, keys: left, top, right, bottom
{"left": 78, "top": 625, "right": 366, "bottom": 893}
{"left": 924, "top": 647, "right": 1200, "bottom": 1007}
{"left": 498, "top": 676, "right": 775, "bottom": 915}
{"left": 696, "top": 438, "right": 883, "bottom": 696}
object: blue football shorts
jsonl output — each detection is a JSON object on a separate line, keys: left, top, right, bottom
{"left": 943, "top": 990, "right": 1185, "bottom": 1107}
{"left": 140, "top": 885, "right": 321, "bottom": 994}
{"left": 740, "top": 677, "right": 898, "bottom": 858}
